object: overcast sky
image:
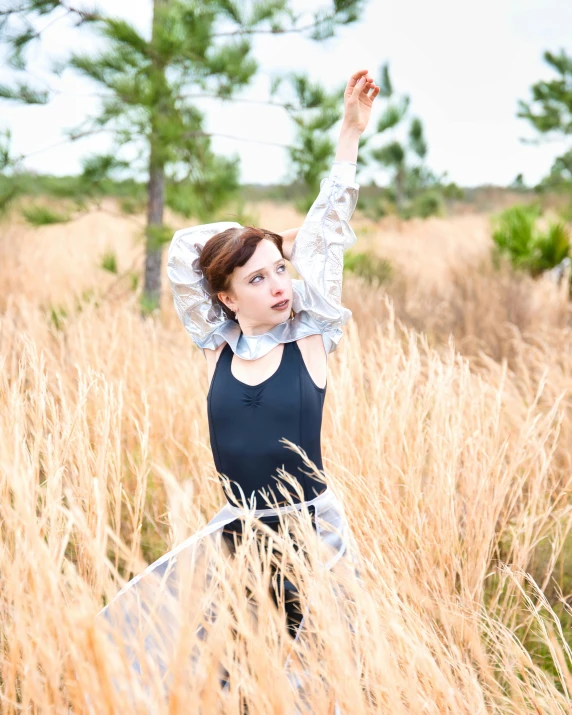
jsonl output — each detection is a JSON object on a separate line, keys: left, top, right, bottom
{"left": 2, "top": 0, "right": 571, "bottom": 187}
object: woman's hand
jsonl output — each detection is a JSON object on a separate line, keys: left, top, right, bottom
{"left": 341, "top": 69, "right": 379, "bottom": 136}
{"left": 334, "top": 70, "right": 380, "bottom": 164}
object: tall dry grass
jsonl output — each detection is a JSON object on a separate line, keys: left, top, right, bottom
{"left": 1, "top": 202, "right": 572, "bottom": 713}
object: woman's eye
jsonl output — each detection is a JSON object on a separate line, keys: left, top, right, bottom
{"left": 250, "top": 265, "right": 285, "bottom": 284}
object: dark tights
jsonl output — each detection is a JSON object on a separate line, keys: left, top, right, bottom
{"left": 219, "top": 507, "right": 317, "bottom": 693}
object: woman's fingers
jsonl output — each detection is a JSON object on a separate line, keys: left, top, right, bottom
{"left": 346, "top": 69, "right": 368, "bottom": 93}
{"left": 351, "top": 75, "right": 368, "bottom": 98}
{"left": 349, "top": 69, "right": 368, "bottom": 84}
{"left": 367, "top": 84, "right": 380, "bottom": 100}
{"left": 351, "top": 76, "right": 379, "bottom": 102}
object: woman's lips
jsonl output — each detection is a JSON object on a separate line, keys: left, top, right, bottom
{"left": 271, "top": 299, "right": 290, "bottom": 311}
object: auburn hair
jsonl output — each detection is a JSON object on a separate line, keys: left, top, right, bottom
{"left": 198, "top": 226, "right": 285, "bottom": 321}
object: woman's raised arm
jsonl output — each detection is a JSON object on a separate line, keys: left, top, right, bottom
{"left": 167, "top": 71, "right": 379, "bottom": 357}
{"left": 288, "top": 70, "right": 379, "bottom": 354}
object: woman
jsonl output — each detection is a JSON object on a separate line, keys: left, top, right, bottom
{"left": 99, "top": 69, "right": 379, "bottom": 694}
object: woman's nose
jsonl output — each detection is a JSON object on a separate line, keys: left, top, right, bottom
{"left": 270, "top": 277, "right": 284, "bottom": 294}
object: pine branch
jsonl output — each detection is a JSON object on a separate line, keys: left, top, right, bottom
{"left": 35, "top": 5, "right": 70, "bottom": 36}
{"left": 54, "top": 2, "right": 101, "bottom": 23}
{"left": 7, "top": 126, "right": 112, "bottom": 167}
{"left": 212, "top": 7, "right": 346, "bottom": 38}
{"left": 519, "top": 134, "right": 570, "bottom": 146}
{"left": 179, "top": 92, "right": 293, "bottom": 110}
{"left": 213, "top": 132, "right": 290, "bottom": 148}
{"left": 0, "top": 5, "right": 37, "bottom": 16}
{"left": 213, "top": 19, "right": 321, "bottom": 37}
{"left": 180, "top": 129, "right": 290, "bottom": 149}
{"left": 0, "top": 80, "right": 49, "bottom": 103}
{"left": 1, "top": 1, "right": 103, "bottom": 69}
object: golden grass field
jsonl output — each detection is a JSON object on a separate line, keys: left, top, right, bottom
{"left": 1, "top": 196, "right": 571, "bottom": 713}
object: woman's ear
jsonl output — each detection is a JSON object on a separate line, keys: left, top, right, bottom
{"left": 218, "top": 291, "right": 237, "bottom": 313}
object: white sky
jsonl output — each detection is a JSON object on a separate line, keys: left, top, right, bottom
{"left": 2, "top": 0, "right": 571, "bottom": 187}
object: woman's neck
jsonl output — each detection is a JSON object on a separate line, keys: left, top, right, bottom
{"left": 237, "top": 315, "right": 289, "bottom": 337}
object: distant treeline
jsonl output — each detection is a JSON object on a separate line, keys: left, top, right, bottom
{"left": 0, "top": 172, "right": 144, "bottom": 201}
{"left": 0, "top": 170, "right": 544, "bottom": 213}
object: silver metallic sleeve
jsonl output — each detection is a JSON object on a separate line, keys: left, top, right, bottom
{"left": 166, "top": 221, "right": 242, "bottom": 355}
{"left": 290, "top": 162, "right": 359, "bottom": 354}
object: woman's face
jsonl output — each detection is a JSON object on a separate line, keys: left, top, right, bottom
{"left": 218, "top": 239, "right": 293, "bottom": 331}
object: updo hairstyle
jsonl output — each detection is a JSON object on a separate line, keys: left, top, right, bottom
{"left": 198, "top": 226, "right": 285, "bottom": 320}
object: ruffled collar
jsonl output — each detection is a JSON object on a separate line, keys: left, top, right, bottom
{"left": 209, "top": 305, "right": 328, "bottom": 360}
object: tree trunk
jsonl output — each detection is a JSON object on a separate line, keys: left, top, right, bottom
{"left": 143, "top": 154, "right": 165, "bottom": 308}
{"left": 142, "top": 0, "right": 169, "bottom": 311}
{"left": 395, "top": 165, "right": 405, "bottom": 215}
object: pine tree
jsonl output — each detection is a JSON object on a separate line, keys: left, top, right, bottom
{"left": 275, "top": 71, "right": 344, "bottom": 211}
{"left": 0, "top": 0, "right": 365, "bottom": 310}
{"left": 368, "top": 62, "right": 428, "bottom": 214}
{"left": 518, "top": 50, "right": 572, "bottom": 193}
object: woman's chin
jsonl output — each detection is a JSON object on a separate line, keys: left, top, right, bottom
{"left": 270, "top": 306, "right": 293, "bottom": 323}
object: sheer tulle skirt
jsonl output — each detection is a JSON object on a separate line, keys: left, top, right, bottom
{"left": 96, "top": 486, "right": 360, "bottom": 709}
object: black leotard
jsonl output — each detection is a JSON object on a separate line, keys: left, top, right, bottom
{"left": 207, "top": 339, "right": 327, "bottom": 507}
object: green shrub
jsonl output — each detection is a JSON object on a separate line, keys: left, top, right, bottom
{"left": 405, "top": 190, "right": 444, "bottom": 219}
{"left": 441, "top": 182, "right": 465, "bottom": 200}
{"left": 100, "top": 250, "right": 118, "bottom": 274}
{"left": 492, "top": 203, "right": 538, "bottom": 268}
{"left": 48, "top": 304, "right": 68, "bottom": 331}
{"left": 357, "top": 189, "right": 393, "bottom": 221}
{"left": 492, "top": 203, "right": 570, "bottom": 277}
{"left": 344, "top": 250, "right": 392, "bottom": 285}
{"left": 21, "top": 204, "right": 70, "bottom": 226}
{"left": 356, "top": 186, "right": 448, "bottom": 221}
{"left": 535, "top": 221, "right": 571, "bottom": 273}
{"left": 146, "top": 224, "right": 175, "bottom": 251}
{"left": 77, "top": 289, "right": 98, "bottom": 310}
{"left": 119, "top": 197, "right": 143, "bottom": 215}
{"left": 140, "top": 292, "right": 159, "bottom": 316}
{"left": 558, "top": 204, "right": 572, "bottom": 223}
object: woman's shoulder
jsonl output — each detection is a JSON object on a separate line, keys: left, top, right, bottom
{"left": 204, "top": 342, "right": 227, "bottom": 386}
{"left": 295, "top": 333, "right": 327, "bottom": 363}
{"left": 295, "top": 334, "right": 328, "bottom": 389}
{"left": 295, "top": 333, "right": 324, "bottom": 349}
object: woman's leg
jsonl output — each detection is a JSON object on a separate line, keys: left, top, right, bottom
{"left": 264, "top": 507, "right": 318, "bottom": 643}
{"left": 222, "top": 516, "right": 305, "bottom": 642}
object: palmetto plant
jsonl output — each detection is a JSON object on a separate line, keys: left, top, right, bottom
{"left": 492, "top": 203, "right": 571, "bottom": 277}
{"left": 535, "top": 222, "right": 571, "bottom": 273}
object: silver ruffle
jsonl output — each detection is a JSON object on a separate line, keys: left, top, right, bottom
{"left": 166, "top": 164, "right": 359, "bottom": 360}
